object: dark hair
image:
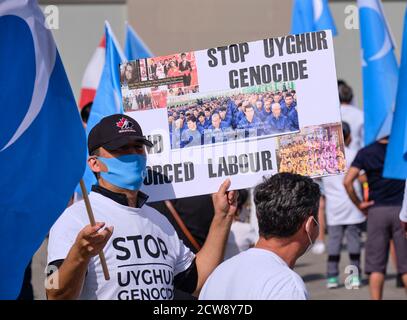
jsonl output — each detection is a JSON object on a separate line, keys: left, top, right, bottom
{"left": 342, "top": 121, "right": 351, "bottom": 141}
{"left": 337, "top": 79, "right": 347, "bottom": 87}
{"left": 254, "top": 173, "right": 320, "bottom": 239}
{"left": 338, "top": 83, "right": 353, "bottom": 104}
{"left": 81, "top": 102, "right": 93, "bottom": 124}
{"left": 243, "top": 104, "right": 254, "bottom": 112}
{"left": 237, "top": 189, "right": 249, "bottom": 212}
{"left": 285, "top": 93, "right": 293, "bottom": 98}
{"left": 187, "top": 115, "right": 197, "bottom": 123}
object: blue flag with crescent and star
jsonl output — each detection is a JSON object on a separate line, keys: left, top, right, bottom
{"left": 291, "top": 0, "right": 337, "bottom": 36}
{"left": 384, "top": 7, "right": 407, "bottom": 179}
{"left": 358, "top": 0, "right": 399, "bottom": 145}
{"left": 78, "top": 22, "right": 126, "bottom": 194}
{"left": 124, "top": 22, "right": 152, "bottom": 60}
{"left": 0, "top": 0, "right": 86, "bottom": 298}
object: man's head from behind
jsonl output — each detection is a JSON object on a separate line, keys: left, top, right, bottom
{"left": 254, "top": 173, "right": 320, "bottom": 255}
{"left": 342, "top": 121, "right": 351, "bottom": 147}
{"left": 338, "top": 82, "right": 353, "bottom": 105}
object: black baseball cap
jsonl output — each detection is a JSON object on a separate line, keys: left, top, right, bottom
{"left": 88, "top": 114, "right": 153, "bottom": 155}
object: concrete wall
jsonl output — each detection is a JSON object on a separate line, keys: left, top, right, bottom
{"left": 127, "top": 0, "right": 291, "bottom": 55}
{"left": 40, "top": 3, "right": 127, "bottom": 100}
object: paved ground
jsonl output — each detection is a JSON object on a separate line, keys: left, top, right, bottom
{"left": 295, "top": 238, "right": 406, "bottom": 300}
{"left": 31, "top": 236, "right": 406, "bottom": 300}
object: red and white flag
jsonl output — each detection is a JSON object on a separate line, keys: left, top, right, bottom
{"left": 78, "top": 35, "right": 105, "bottom": 109}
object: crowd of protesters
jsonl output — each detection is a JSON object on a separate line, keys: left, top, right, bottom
{"left": 20, "top": 81, "right": 407, "bottom": 301}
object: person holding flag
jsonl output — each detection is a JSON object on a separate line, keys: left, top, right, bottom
{"left": 0, "top": 0, "right": 86, "bottom": 298}
{"left": 46, "top": 114, "right": 237, "bottom": 300}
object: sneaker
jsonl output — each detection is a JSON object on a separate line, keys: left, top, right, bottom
{"left": 349, "top": 275, "right": 361, "bottom": 289}
{"left": 396, "top": 274, "right": 404, "bottom": 288}
{"left": 326, "top": 276, "right": 339, "bottom": 289}
{"left": 311, "top": 240, "right": 325, "bottom": 255}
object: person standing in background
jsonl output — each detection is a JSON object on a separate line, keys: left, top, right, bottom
{"left": 399, "top": 183, "right": 407, "bottom": 237}
{"left": 344, "top": 136, "right": 407, "bottom": 299}
{"left": 322, "top": 122, "right": 366, "bottom": 289}
{"left": 338, "top": 81, "right": 364, "bottom": 151}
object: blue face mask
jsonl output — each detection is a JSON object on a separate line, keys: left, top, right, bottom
{"left": 98, "top": 154, "right": 147, "bottom": 191}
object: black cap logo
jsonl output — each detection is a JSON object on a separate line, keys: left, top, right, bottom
{"left": 116, "top": 117, "right": 135, "bottom": 132}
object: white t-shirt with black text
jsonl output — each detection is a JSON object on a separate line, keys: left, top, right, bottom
{"left": 47, "top": 192, "right": 195, "bottom": 300}
{"left": 199, "top": 248, "right": 308, "bottom": 300}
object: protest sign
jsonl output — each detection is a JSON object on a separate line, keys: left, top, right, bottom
{"left": 121, "top": 30, "right": 344, "bottom": 202}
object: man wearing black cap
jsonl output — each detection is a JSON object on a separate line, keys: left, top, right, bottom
{"left": 46, "top": 114, "right": 237, "bottom": 300}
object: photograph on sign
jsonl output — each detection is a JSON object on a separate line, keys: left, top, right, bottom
{"left": 121, "top": 30, "right": 343, "bottom": 202}
{"left": 275, "top": 122, "right": 346, "bottom": 177}
{"left": 164, "top": 83, "right": 299, "bottom": 149}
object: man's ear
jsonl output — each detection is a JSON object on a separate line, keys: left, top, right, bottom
{"left": 88, "top": 156, "right": 107, "bottom": 173}
{"left": 304, "top": 216, "right": 314, "bottom": 234}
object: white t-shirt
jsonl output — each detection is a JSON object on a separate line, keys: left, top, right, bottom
{"left": 340, "top": 104, "right": 364, "bottom": 151}
{"left": 400, "top": 181, "right": 407, "bottom": 223}
{"left": 47, "top": 192, "right": 195, "bottom": 300}
{"left": 223, "top": 221, "right": 258, "bottom": 261}
{"left": 321, "top": 147, "right": 366, "bottom": 226}
{"left": 199, "top": 248, "right": 308, "bottom": 300}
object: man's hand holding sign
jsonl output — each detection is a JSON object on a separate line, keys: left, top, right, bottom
{"left": 123, "top": 30, "right": 345, "bottom": 201}
{"left": 193, "top": 179, "right": 238, "bottom": 295}
{"left": 47, "top": 29, "right": 346, "bottom": 300}
{"left": 47, "top": 115, "right": 238, "bottom": 300}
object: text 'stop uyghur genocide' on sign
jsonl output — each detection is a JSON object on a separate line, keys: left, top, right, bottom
{"left": 120, "top": 30, "right": 344, "bottom": 202}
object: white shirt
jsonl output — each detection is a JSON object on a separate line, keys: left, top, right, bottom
{"left": 47, "top": 192, "right": 195, "bottom": 300}
{"left": 340, "top": 104, "right": 364, "bottom": 151}
{"left": 321, "top": 147, "right": 366, "bottom": 226}
{"left": 199, "top": 248, "right": 308, "bottom": 300}
{"left": 400, "top": 181, "right": 407, "bottom": 222}
{"left": 223, "top": 221, "right": 258, "bottom": 261}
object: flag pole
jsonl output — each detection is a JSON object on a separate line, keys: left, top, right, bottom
{"left": 79, "top": 179, "right": 110, "bottom": 280}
